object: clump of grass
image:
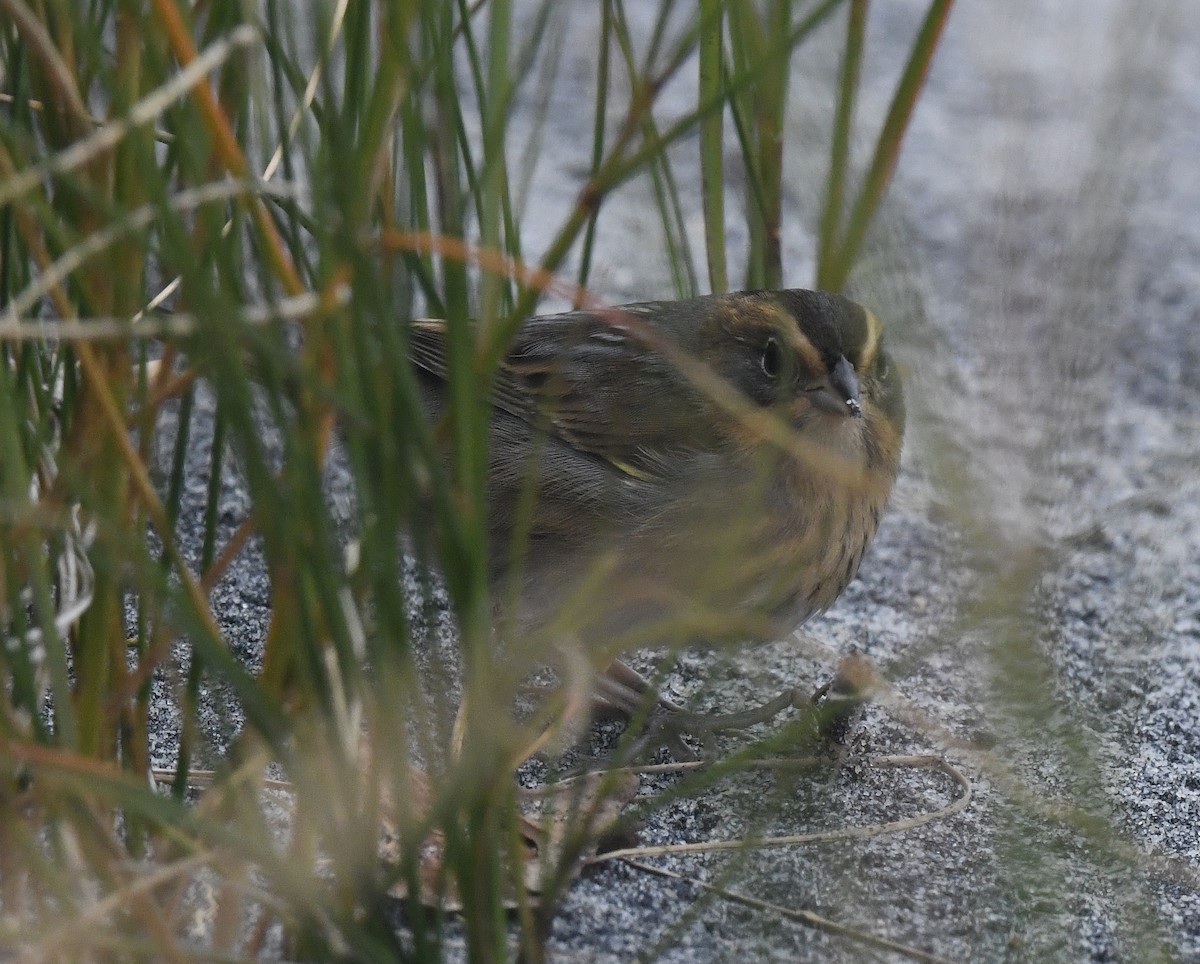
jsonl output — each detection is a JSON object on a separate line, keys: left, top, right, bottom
{"left": 0, "top": 2, "right": 951, "bottom": 959}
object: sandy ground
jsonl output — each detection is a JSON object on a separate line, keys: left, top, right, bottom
{"left": 150, "top": 0, "right": 1200, "bottom": 959}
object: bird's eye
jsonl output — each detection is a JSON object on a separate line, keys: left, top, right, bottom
{"left": 760, "top": 337, "right": 782, "bottom": 380}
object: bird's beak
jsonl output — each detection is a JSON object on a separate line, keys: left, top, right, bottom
{"left": 808, "top": 355, "right": 863, "bottom": 418}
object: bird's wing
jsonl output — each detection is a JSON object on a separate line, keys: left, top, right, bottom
{"left": 409, "top": 309, "right": 711, "bottom": 480}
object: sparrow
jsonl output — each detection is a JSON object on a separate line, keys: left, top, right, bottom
{"left": 409, "top": 288, "right": 904, "bottom": 715}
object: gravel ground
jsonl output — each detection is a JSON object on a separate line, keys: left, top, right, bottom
{"left": 149, "top": 1, "right": 1200, "bottom": 959}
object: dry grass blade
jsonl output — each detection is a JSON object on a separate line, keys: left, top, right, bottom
{"left": 4, "top": 180, "right": 307, "bottom": 322}
{"left": 0, "top": 288, "right": 351, "bottom": 340}
{"left": 595, "top": 755, "right": 971, "bottom": 861}
{"left": 619, "top": 857, "right": 952, "bottom": 964}
{"left": 137, "top": 0, "right": 350, "bottom": 319}
{"left": 0, "top": 24, "right": 261, "bottom": 208}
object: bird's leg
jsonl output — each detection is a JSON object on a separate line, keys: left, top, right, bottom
{"left": 592, "top": 659, "right": 685, "bottom": 717}
{"left": 810, "top": 654, "right": 876, "bottom": 775}
{"left": 589, "top": 660, "right": 699, "bottom": 761}
{"left": 595, "top": 659, "right": 800, "bottom": 743}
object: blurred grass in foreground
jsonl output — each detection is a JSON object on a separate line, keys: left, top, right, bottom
{"left": 0, "top": 1, "right": 957, "bottom": 959}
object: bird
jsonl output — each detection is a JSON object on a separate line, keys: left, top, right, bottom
{"left": 408, "top": 288, "right": 904, "bottom": 721}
